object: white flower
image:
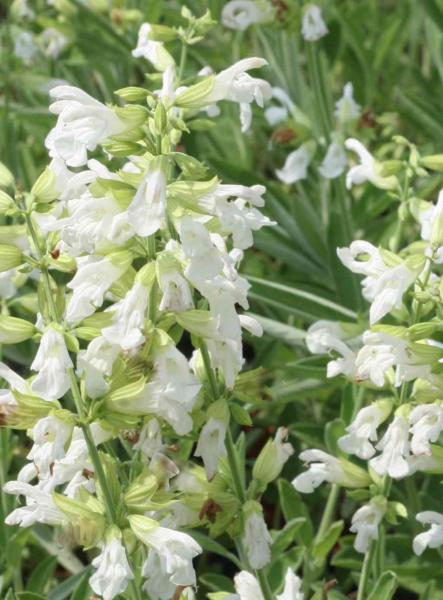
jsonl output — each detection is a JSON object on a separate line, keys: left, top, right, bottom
{"left": 212, "top": 198, "right": 274, "bottom": 250}
{"left": 90, "top": 530, "right": 133, "bottom": 600}
{"left": 222, "top": 0, "right": 274, "bottom": 31}
{"left": 306, "top": 320, "right": 347, "bottom": 354}
{"left": 77, "top": 336, "right": 120, "bottom": 399}
{"left": 334, "top": 83, "right": 361, "bottom": 124}
{"left": 177, "top": 57, "right": 271, "bottom": 130}
{"left": 51, "top": 422, "right": 111, "bottom": 490}
{"left": 306, "top": 320, "right": 357, "bottom": 379}
{"left": 127, "top": 167, "right": 167, "bottom": 237}
{"left": 27, "top": 415, "right": 73, "bottom": 480}
{"left": 206, "top": 337, "right": 244, "bottom": 389}
{"left": 39, "top": 28, "right": 68, "bottom": 59}
{"left": 3, "top": 481, "right": 64, "bottom": 527}
{"left": 292, "top": 449, "right": 349, "bottom": 493}
{"left": 350, "top": 501, "right": 385, "bottom": 554}
{"left": 132, "top": 23, "right": 174, "bottom": 72}
{"left": 276, "top": 568, "right": 304, "bottom": 600}
{"left": 14, "top": 31, "right": 38, "bottom": 64}
{"left": 133, "top": 344, "right": 201, "bottom": 435}
{"left": 158, "top": 268, "right": 194, "bottom": 312}
{"left": 205, "top": 57, "right": 271, "bottom": 107}
{"left": 334, "top": 82, "right": 361, "bottom": 125}
{"left": 194, "top": 418, "right": 227, "bottom": 480}
{"left": 344, "top": 138, "right": 397, "bottom": 190}
{"left": 413, "top": 511, "right": 443, "bottom": 555}
{"left": 51, "top": 193, "right": 130, "bottom": 256}
{"left": 133, "top": 419, "right": 164, "bottom": 459}
{"left": 48, "top": 157, "right": 97, "bottom": 202}
{"left": 102, "top": 281, "right": 149, "bottom": 351}
{"left": 418, "top": 190, "right": 443, "bottom": 254}
{"left": 0, "top": 362, "right": 29, "bottom": 418}
{"left": 242, "top": 508, "right": 272, "bottom": 569}
{"left": 338, "top": 401, "right": 391, "bottom": 459}
{"left": 355, "top": 330, "right": 431, "bottom": 388}
{"left": 66, "top": 254, "right": 130, "bottom": 324}
{"left": 319, "top": 142, "right": 347, "bottom": 179}
{"left": 265, "top": 87, "right": 295, "bottom": 126}
{"left": 354, "top": 339, "right": 395, "bottom": 387}
{"left": 180, "top": 218, "right": 225, "bottom": 282}
{"left": 276, "top": 146, "right": 312, "bottom": 184}
{"left": 337, "top": 240, "right": 416, "bottom": 324}
{"left": 129, "top": 515, "right": 202, "bottom": 595}
{"left": 409, "top": 404, "right": 443, "bottom": 456}
{"left": 368, "top": 264, "right": 416, "bottom": 325}
{"left": 370, "top": 415, "right": 411, "bottom": 479}
{"left": 302, "top": 5, "right": 328, "bottom": 41}
{"left": 45, "top": 86, "right": 127, "bottom": 167}
{"left": 31, "top": 326, "right": 73, "bottom": 401}
{"left": 234, "top": 571, "right": 264, "bottom": 600}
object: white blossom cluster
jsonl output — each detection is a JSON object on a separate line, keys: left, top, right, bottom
{"left": 293, "top": 136, "right": 443, "bottom": 558}
{"left": 0, "top": 10, "right": 304, "bottom": 599}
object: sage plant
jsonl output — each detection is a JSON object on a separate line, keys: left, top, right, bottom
{"left": 298, "top": 137, "right": 443, "bottom": 598}
{"left": 0, "top": 8, "right": 299, "bottom": 600}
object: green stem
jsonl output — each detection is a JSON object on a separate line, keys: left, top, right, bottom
{"left": 178, "top": 41, "right": 188, "bottom": 83}
{"left": 357, "top": 539, "right": 376, "bottom": 600}
{"left": 315, "top": 484, "right": 340, "bottom": 542}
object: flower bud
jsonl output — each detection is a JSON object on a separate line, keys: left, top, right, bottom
{"left": 142, "top": 23, "right": 178, "bottom": 42}
{"left": 420, "top": 155, "right": 443, "bottom": 172}
{"left": 31, "top": 167, "right": 57, "bottom": 203}
{"left": 0, "top": 315, "right": 35, "bottom": 344}
{"left": 0, "top": 190, "right": 15, "bottom": 214}
{"left": 176, "top": 310, "right": 218, "bottom": 338}
{"left": 175, "top": 76, "right": 215, "bottom": 109}
{"left": 253, "top": 427, "right": 294, "bottom": 488}
{"left": 135, "top": 262, "right": 156, "bottom": 288}
{"left": 154, "top": 102, "right": 168, "bottom": 136}
{"left": 379, "top": 160, "right": 403, "bottom": 176}
{"left": 0, "top": 244, "right": 23, "bottom": 272}
{"left": 53, "top": 492, "right": 105, "bottom": 547}
{"left": 115, "top": 87, "right": 150, "bottom": 102}
{"left": 408, "top": 322, "right": 441, "bottom": 341}
{"left": 102, "top": 140, "right": 143, "bottom": 158}
{"left": 0, "top": 161, "right": 14, "bottom": 189}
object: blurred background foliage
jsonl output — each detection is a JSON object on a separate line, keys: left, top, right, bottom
{"left": 2, "top": 0, "right": 443, "bottom": 598}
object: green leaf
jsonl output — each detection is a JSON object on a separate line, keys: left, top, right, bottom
{"left": 325, "top": 418, "right": 346, "bottom": 455}
{"left": 278, "top": 479, "right": 314, "bottom": 546}
{"left": 48, "top": 569, "right": 91, "bottom": 600}
{"left": 247, "top": 276, "right": 357, "bottom": 321}
{"left": 312, "top": 520, "right": 344, "bottom": 564}
{"left": 190, "top": 532, "right": 242, "bottom": 569}
{"left": 70, "top": 570, "right": 92, "bottom": 600}
{"left": 199, "top": 573, "right": 234, "bottom": 593}
{"left": 26, "top": 555, "right": 57, "bottom": 594}
{"left": 367, "top": 571, "right": 398, "bottom": 600}
{"left": 271, "top": 517, "right": 307, "bottom": 557}
{"left": 16, "top": 593, "right": 47, "bottom": 600}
